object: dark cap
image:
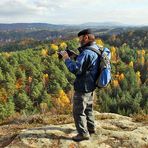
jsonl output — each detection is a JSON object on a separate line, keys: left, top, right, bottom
{"left": 78, "top": 29, "right": 93, "bottom": 37}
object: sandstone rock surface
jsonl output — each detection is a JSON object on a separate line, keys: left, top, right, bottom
{"left": 5, "top": 112, "right": 148, "bottom": 148}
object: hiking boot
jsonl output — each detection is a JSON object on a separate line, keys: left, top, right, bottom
{"left": 72, "top": 134, "right": 90, "bottom": 142}
{"left": 88, "top": 129, "right": 96, "bottom": 135}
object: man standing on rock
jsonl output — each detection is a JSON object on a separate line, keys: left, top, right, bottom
{"left": 61, "top": 29, "right": 100, "bottom": 142}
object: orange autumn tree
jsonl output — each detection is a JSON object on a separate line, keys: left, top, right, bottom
{"left": 0, "top": 88, "right": 8, "bottom": 103}
{"left": 118, "top": 73, "right": 125, "bottom": 81}
{"left": 113, "top": 73, "right": 125, "bottom": 87}
{"left": 25, "top": 76, "right": 32, "bottom": 95}
{"left": 15, "top": 78, "right": 23, "bottom": 89}
{"left": 112, "top": 80, "right": 119, "bottom": 88}
{"left": 0, "top": 88, "right": 15, "bottom": 120}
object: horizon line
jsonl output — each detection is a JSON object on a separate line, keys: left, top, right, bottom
{"left": 0, "top": 22, "right": 148, "bottom": 27}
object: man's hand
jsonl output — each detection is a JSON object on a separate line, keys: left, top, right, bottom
{"left": 60, "top": 51, "right": 70, "bottom": 60}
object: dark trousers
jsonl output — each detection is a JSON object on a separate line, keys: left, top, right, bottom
{"left": 72, "top": 91, "right": 95, "bottom": 136}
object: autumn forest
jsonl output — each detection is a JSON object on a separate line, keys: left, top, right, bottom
{"left": 0, "top": 29, "right": 148, "bottom": 121}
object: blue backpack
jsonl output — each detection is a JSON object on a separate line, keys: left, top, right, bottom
{"left": 88, "top": 46, "right": 111, "bottom": 88}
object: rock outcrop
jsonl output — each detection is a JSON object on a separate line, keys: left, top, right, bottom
{"left": 5, "top": 112, "right": 148, "bottom": 148}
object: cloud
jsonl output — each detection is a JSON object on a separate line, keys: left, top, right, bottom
{"left": 0, "top": 0, "right": 148, "bottom": 25}
{"left": 0, "top": 0, "right": 41, "bottom": 16}
{"left": 0, "top": 0, "right": 49, "bottom": 23}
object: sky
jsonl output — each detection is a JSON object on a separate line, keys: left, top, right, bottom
{"left": 0, "top": 0, "right": 148, "bottom": 25}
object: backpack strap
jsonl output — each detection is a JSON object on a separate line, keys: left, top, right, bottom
{"left": 84, "top": 46, "right": 103, "bottom": 73}
{"left": 86, "top": 46, "right": 103, "bottom": 56}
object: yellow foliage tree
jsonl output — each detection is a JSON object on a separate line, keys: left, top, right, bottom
{"left": 3, "top": 52, "right": 11, "bottom": 58}
{"left": 50, "top": 44, "right": 58, "bottom": 51}
{"left": 28, "top": 76, "right": 32, "bottom": 83}
{"left": 136, "top": 71, "right": 141, "bottom": 77}
{"left": 110, "top": 46, "right": 117, "bottom": 62}
{"left": 54, "top": 90, "right": 71, "bottom": 114}
{"left": 39, "top": 102, "right": 48, "bottom": 114}
{"left": 43, "top": 74, "right": 49, "bottom": 80}
{"left": 57, "top": 90, "right": 70, "bottom": 107}
{"left": 49, "top": 44, "right": 59, "bottom": 58}
{"left": 96, "top": 39, "right": 104, "bottom": 47}
{"left": 43, "top": 74, "right": 49, "bottom": 86}
{"left": 110, "top": 46, "right": 116, "bottom": 53}
{"left": 75, "top": 37, "right": 79, "bottom": 42}
{"left": 137, "top": 50, "right": 141, "bottom": 55}
{"left": 141, "top": 49, "right": 145, "bottom": 55}
{"left": 137, "top": 55, "right": 145, "bottom": 66}
{"left": 137, "top": 49, "right": 145, "bottom": 66}
{"left": 141, "top": 56, "right": 145, "bottom": 66}
{"left": 41, "top": 49, "right": 48, "bottom": 57}
{"left": 59, "top": 42, "right": 67, "bottom": 50}
{"left": 136, "top": 71, "right": 141, "bottom": 85}
{"left": 129, "top": 61, "right": 133, "bottom": 67}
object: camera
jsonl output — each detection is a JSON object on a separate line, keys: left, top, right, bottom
{"left": 58, "top": 49, "right": 78, "bottom": 60}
